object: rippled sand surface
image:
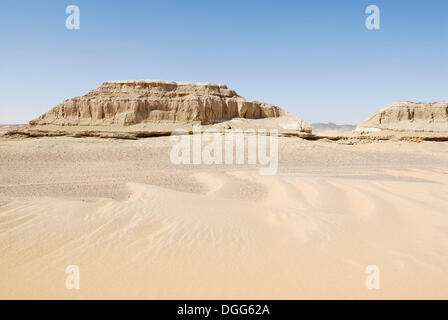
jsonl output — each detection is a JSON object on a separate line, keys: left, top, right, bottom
{"left": 1, "top": 136, "right": 448, "bottom": 299}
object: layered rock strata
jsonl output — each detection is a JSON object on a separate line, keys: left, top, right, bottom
{"left": 30, "top": 80, "right": 310, "bottom": 133}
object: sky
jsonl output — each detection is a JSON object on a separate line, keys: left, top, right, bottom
{"left": 0, "top": 0, "right": 447, "bottom": 124}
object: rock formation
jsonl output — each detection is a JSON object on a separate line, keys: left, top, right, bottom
{"left": 30, "top": 80, "right": 310, "bottom": 133}
{"left": 357, "top": 101, "right": 448, "bottom": 133}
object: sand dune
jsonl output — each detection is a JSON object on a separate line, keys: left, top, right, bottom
{"left": 1, "top": 137, "right": 448, "bottom": 299}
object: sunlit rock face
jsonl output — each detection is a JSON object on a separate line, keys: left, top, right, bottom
{"left": 30, "top": 80, "right": 307, "bottom": 128}
{"left": 357, "top": 101, "right": 448, "bottom": 133}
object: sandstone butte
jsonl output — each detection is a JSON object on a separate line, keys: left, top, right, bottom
{"left": 28, "top": 80, "right": 312, "bottom": 135}
{"left": 356, "top": 101, "right": 448, "bottom": 133}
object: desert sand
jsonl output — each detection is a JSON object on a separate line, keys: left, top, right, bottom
{"left": 2, "top": 81, "right": 448, "bottom": 299}
{"left": 1, "top": 133, "right": 448, "bottom": 299}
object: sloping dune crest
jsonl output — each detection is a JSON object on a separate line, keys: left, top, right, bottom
{"left": 1, "top": 170, "right": 448, "bottom": 299}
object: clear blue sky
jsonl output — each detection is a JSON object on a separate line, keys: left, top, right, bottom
{"left": 1, "top": 0, "right": 447, "bottom": 124}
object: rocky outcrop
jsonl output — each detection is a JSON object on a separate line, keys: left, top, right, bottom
{"left": 30, "top": 80, "right": 309, "bottom": 132}
{"left": 357, "top": 101, "right": 448, "bottom": 133}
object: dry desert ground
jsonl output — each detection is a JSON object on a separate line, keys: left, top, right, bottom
{"left": 0, "top": 132, "right": 448, "bottom": 299}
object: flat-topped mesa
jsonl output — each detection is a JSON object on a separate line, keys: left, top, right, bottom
{"left": 30, "top": 80, "right": 297, "bottom": 127}
{"left": 356, "top": 101, "right": 448, "bottom": 133}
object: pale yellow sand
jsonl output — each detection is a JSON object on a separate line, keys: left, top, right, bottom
{"left": 1, "top": 136, "right": 448, "bottom": 299}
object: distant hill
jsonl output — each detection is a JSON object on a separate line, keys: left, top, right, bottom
{"left": 356, "top": 101, "right": 448, "bottom": 132}
{"left": 311, "top": 123, "right": 356, "bottom": 131}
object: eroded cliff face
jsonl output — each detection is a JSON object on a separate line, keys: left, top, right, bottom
{"left": 357, "top": 101, "right": 448, "bottom": 132}
{"left": 30, "top": 80, "right": 291, "bottom": 126}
